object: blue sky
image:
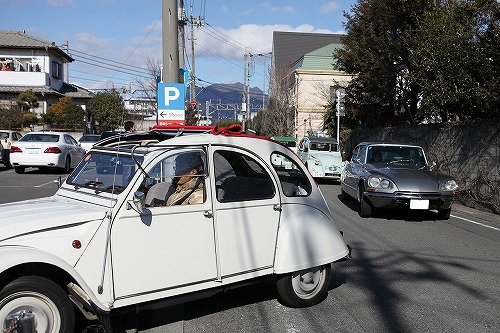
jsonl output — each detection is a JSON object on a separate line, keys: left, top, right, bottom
{"left": 1, "top": 0, "right": 356, "bottom": 93}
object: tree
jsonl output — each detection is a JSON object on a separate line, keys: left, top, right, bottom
{"left": 63, "top": 103, "right": 85, "bottom": 130}
{"left": 45, "top": 97, "right": 85, "bottom": 129}
{"left": 0, "top": 105, "right": 23, "bottom": 129}
{"left": 335, "top": 0, "right": 499, "bottom": 129}
{"left": 249, "top": 108, "right": 272, "bottom": 136}
{"left": 268, "top": 65, "right": 296, "bottom": 136}
{"left": 88, "top": 91, "right": 125, "bottom": 131}
{"left": 17, "top": 89, "right": 39, "bottom": 112}
{"left": 409, "top": 0, "right": 496, "bottom": 121}
{"left": 335, "top": 0, "right": 434, "bottom": 127}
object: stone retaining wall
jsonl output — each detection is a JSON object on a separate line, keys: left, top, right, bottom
{"left": 340, "top": 118, "right": 500, "bottom": 215}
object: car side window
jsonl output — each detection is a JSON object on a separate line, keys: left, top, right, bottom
{"left": 271, "top": 152, "right": 311, "bottom": 196}
{"left": 214, "top": 150, "right": 275, "bottom": 203}
{"left": 145, "top": 150, "right": 206, "bottom": 207}
{"left": 351, "top": 146, "right": 360, "bottom": 162}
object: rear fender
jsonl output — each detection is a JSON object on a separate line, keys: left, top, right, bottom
{"left": 274, "top": 205, "right": 349, "bottom": 274}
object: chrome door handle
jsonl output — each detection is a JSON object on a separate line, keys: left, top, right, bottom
{"left": 273, "top": 204, "right": 282, "bottom": 212}
{"left": 204, "top": 210, "right": 213, "bottom": 218}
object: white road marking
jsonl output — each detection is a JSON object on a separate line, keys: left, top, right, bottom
{"left": 450, "top": 214, "right": 500, "bottom": 231}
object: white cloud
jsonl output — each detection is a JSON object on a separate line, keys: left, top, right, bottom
{"left": 196, "top": 23, "right": 337, "bottom": 62}
{"left": 320, "top": 2, "right": 340, "bottom": 15}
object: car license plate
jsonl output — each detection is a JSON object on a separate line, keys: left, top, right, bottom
{"left": 410, "top": 199, "right": 429, "bottom": 209}
{"left": 27, "top": 149, "right": 39, "bottom": 154}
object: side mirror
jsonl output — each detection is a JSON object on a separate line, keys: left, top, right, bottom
{"left": 429, "top": 161, "right": 437, "bottom": 171}
{"left": 130, "top": 191, "right": 145, "bottom": 214}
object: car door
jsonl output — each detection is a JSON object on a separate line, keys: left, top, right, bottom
{"left": 63, "top": 134, "right": 84, "bottom": 167}
{"left": 211, "top": 147, "right": 281, "bottom": 280}
{"left": 343, "top": 145, "right": 366, "bottom": 195}
{"left": 111, "top": 148, "right": 218, "bottom": 298}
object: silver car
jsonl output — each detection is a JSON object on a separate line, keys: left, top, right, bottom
{"left": 340, "top": 142, "right": 458, "bottom": 219}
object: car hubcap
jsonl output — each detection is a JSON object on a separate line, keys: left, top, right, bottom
{"left": 291, "top": 267, "right": 325, "bottom": 299}
{"left": 0, "top": 292, "right": 61, "bottom": 333}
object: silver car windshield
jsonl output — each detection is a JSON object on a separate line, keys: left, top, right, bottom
{"left": 67, "top": 151, "right": 144, "bottom": 194}
{"left": 367, "top": 146, "right": 427, "bottom": 166}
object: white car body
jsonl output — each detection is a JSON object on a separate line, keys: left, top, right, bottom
{"left": 78, "top": 134, "right": 101, "bottom": 152}
{"left": 0, "top": 130, "right": 23, "bottom": 168}
{"left": 10, "top": 131, "right": 86, "bottom": 173}
{"left": 298, "top": 136, "right": 343, "bottom": 181}
{"left": 0, "top": 129, "right": 350, "bottom": 332}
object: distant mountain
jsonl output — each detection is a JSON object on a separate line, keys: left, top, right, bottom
{"left": 193, "top": 83, "right": 268, "bottom": 121}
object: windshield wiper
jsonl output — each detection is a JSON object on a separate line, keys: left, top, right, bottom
{"left": 387, "top": 159, "right": 413, "bottom": 164}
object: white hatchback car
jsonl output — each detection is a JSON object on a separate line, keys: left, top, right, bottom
{"left": 0, "top": 126, "right": 350, "bottom": 333}
{"left": 10, "top": 131, "right": 86, "bottom": 173}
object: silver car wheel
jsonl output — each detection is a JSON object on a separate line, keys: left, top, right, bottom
{"left": 276, "top": 264, "right": 331, "bottom": 307}
{"left": 0, "top": 276, "right": 75, "bottom": 333}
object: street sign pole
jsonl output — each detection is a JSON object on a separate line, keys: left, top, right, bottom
{"left": 336, "top": 88, "right": 345, "bottom": 143}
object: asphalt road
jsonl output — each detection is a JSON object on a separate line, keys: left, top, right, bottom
{"left": 1, "top": 167, "right": 499, "bottom": 333}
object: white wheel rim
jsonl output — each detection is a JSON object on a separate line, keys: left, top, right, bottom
{"left": 291, "top": 266, "right": 326, "bottom": 300}
{"left": 0, "top": 291, "right": 61, "bottom": 333}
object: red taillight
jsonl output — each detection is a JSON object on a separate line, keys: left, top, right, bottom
{"left": 10, "top": 145, "right": 22, "bottom": 153}
{"left": 44, "top": 147, "right": 62, "bottom": 154}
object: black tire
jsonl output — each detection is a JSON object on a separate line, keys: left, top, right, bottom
{"left": 358, "top": 184, "right": 372, "bottom": 218}
{"left": 0, "top": 276, "right": 75, "bottom": 333}
{"left": 14, "top": 166, "right": 25, "bottom": 174}
{"left": 340, "top": 186, "right": 350, "bottom": 200}
{"left": 276, "top": 264, "right": 331, "bottom": 308}
{"left": 437, "top": 208, "right": 451, "bottom": 220}
{"left": 63, "top": 156, "right": 71, "bottom": 173}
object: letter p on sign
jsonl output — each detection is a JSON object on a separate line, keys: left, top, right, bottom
{"left": 164, "top": 87, "right": 180, "bottom": 106}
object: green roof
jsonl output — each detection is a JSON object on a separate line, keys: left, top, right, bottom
{"left": 292, "top": 43, "right": 343, "bottom": 71}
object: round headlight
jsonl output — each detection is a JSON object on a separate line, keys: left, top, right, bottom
{"left": 380, "top": 179, "right": 391, "bottom": 188}
{"left": 368, "top": 177, "right": 381, "bottom": 188}
{"left": 440, "top": 179, "right": 458, "bottom": 192}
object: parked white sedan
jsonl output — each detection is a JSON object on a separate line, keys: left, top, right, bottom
{"left": 10, "top": 131, "right": 86, "bottom": 173}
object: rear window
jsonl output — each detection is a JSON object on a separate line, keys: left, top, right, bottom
{"left": 19, "top": 133, "right": 59, "bottom": 143}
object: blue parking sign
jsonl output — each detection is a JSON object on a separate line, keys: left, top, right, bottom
{"left": 157, "top": 83, "right": 186, "bottom": 125}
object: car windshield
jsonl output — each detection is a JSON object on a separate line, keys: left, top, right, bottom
{"left": 79, "top": 135, "right": 100, "bottom": 142}
{"left": 19, "top": 133, "right": 59, "bottom": 142}
{"left": 66, "top": 151, "right": 143, "bottom": 194}
{"left": 311, "top": 141, "right": 338, "bottom": 152}
{"left": 367, "top": 146, "right": 426, "bottom": 166}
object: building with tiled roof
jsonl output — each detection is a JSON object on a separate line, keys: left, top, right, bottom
{"left": 0, "top": 30, "right": 92, "bottom": 122}
{"left": 271, "top": 31, "right": 352, "bottom": 141}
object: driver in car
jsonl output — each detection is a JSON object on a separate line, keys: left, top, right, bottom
{"left": 164, "top": 152, "right": 205, "bottom": 206}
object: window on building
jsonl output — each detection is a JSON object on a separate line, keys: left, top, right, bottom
{"left": 52, "top": 61, "right": 62, "bottom": 79}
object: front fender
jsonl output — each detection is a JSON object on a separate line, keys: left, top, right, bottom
{"left": 274, "top": 204, "right": 349, "bottom": 274}
{"left": 0, "top": 246, "right": 112, "bottom": 312}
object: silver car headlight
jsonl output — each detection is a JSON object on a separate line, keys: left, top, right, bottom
{"left": 440, "top": 179, "right": 458, "bottom": 192}
{"left": 368, "top": 176, "right": 393, "bottom": 189}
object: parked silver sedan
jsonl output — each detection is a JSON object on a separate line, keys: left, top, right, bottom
{"left": 340, "top": 142, "right": 458, "bottom": 219}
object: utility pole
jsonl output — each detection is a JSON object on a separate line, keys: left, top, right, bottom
{"left": 242, "top": 51, "right": 248, "bottom": 131}
{"left": 162, "top": 0, "right": 179, "bottom": 83}
{"left": 178, "top": 0, "right": 187, "bottom": 70}
{"left": 189, "top": 7, "right": 204, "bottom": 104}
